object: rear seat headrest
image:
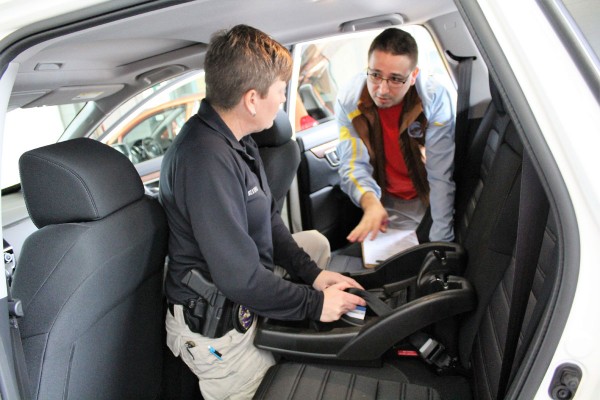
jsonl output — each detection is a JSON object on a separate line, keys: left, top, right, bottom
{"left": 19, "top": 138, "right": 144, "bottom": 229}
{"left": 489, "top": 76, "right": 506, "bottom": 115}
{"left": 251, "top": 110, "right": 292, "bottom": 147}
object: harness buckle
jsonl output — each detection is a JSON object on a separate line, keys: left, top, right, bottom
{"left": 419, "top": 337, "right": 453, "bottom": 370}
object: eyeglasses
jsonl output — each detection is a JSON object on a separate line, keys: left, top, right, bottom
{"left": 366, "top": 70, "right": 410, "bottom": 87}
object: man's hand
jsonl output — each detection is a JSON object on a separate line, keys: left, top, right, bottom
{"left": 312, "top": 270, "right": 364, "bottom": 291}
{"left": 347, "top": 192, "right": 389, "bottom": 242}
{"left": 319, "top": 282, "right": 367, "bottom": 322}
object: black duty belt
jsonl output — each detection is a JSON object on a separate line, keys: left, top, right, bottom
{"left": 170, "top": 269, "right": 255, "bottom": 338}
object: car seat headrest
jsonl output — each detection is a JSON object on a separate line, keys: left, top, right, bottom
{"left": 251, "top": 110, "right": 292, "bottom": 147}
{"left": 489, "top": 76, "right": 506, "bottom": 115}
{"left": 19, "top": 138, "right": 144, "bottom": 229}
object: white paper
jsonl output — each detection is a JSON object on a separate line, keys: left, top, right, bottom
{"left": 361, "top": 229, "right": 419, "bottom": 267}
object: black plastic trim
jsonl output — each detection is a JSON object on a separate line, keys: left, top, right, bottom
{"left": 255, "top": 276, "right": 475, "bottom": 361}
{"left": 255, "top": 242, "right": 473, "bottom": 362}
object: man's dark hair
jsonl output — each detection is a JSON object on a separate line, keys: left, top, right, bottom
{"left": 368, "top": 28, "right": 418, "bottom": 69}
{"left": 204, "top": 24, "right": 292, "bottom": 110}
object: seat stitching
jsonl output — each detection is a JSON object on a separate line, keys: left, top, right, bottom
{"left": 288, "top": 364, "right": 305, "bottom": 400}
{"left": 345, "top": 372, "right": 356, "bottom": 400}
{"left": 475, "top": 333, "right": 494, "bottom": 399}
{"left": 257, "top": 365, "right": 277, "bottom": 399}
{"left": 317, "top": 368, "right": 330, "bottom": 400}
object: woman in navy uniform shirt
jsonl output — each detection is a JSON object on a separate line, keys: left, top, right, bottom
{"left": 159, "top": 25, "right": 365, "bottom": 400}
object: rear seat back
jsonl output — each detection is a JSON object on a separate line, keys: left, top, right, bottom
{"left": 254, "top": 83, "right": 559, "bottom": 400}
{"left": 471, "top": 208, "right": 558, "bottom": 400}
{"left": 458, "top": 124, "right": 523, "bottom": 363}
{"left": 454, "top": 78, "right": 512, "bottom": 243}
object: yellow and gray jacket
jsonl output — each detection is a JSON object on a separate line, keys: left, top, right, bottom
{"left": 335, "top": 72, "right": 456, "bottom": 242}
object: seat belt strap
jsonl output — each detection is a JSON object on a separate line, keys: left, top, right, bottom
{"left": 4, "top": 243, "right": 32, "bottom": 400}
{"left": 339, "top": 288, "right": 393, "bottom": 327}
{"left": 496, "top": 151, "right": 549, "bottom": 399}
{"left": 447, "top": 51, "right": 476, "bottom": 184}
{"left": 10, "top": 315, "right": 31, "bottom": 400}
{"left": 344, "top": 288, "right": 393, "bottom": 316}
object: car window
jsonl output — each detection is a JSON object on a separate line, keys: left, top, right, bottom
{"left": 99, "top": 72, "right": 205, "bottom": 165}
{"left": 1, "top": 103, "right": 84, "bottom": 190}
{"left": 293, "top": 26, "right": 454, "bottom": 133}
{"left": 108, "top": 101, "right": 196, "bottom": 164}
{"left": 1, "top": 71, "right": 206, "bottom": 192}
{"left": 124, "top": 106, "right": 186, "bottom": 145}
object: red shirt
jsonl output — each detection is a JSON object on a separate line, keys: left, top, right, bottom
{"left": 378, "top": 103, "right": 418, "bottom": 200}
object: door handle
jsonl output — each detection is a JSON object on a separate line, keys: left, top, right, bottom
{"left": 324, "top": 148, "right": 340, "bottom": 167}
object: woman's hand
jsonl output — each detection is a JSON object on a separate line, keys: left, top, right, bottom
{"left": 312, "top": 270, "right": 364, "bottom": 291}
{"left": 319, "top": 282, "right": 366, "bottom": 322}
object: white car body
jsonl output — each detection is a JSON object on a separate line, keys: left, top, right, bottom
{"left": 0, "top": 0, "right": 598, "bottom": 398}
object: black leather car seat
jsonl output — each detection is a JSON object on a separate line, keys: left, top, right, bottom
{"left": 453, "top": 77, "right": 511, "bottom": 243}
{"left": 252, "top": 109, "right": 301, "bottom": 213}
{"left": 253, "top": 83, "right": 559, "bottom": 400}
{"left": 254, "top": 363, "right": 441, "bottom": 400}
{"left": 13, "top": 138, "right": 168, "bottom": 399}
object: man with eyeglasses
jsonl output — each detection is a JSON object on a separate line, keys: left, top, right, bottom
{"left": 335, "top": 28, "right": 456, "bottom": 251}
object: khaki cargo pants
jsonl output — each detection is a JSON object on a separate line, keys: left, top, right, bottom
{"left": 165, "top": 230, "right": 330, "bottom": 400}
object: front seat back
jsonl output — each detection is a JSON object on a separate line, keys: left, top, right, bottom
{"left": 252, "top": 110, "right": 300, "bottom": 213}
{"left": 13, "top": 138, "right": 168, "bottom": 399}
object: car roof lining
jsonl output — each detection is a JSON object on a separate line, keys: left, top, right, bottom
{"left": 12, "top": 43, "right": 205, "bottom": 109}
{"left": 5, "top": 0, "right": 457, "bottom": 110}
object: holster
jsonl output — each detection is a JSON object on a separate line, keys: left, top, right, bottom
{"left": 181, "top": 269, "right": 253, "bottom": 338}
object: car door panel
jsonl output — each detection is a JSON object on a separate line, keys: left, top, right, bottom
{"left": 296, "top": 121, "right": 361, "bottom": 250}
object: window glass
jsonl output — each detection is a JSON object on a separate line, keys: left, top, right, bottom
{"left": 1, "top": 71, "right": 205, "bottom": 191}
{"left": 99, "top": 72, "right": 205, "bottom": 165}
{"left": 293, "top": 26, "right": 454, "bottom": 132}
{"left": 89, "top": 81, "right": 174, "bottom": 141}
{"left": 2, "top": 103, "right": 84, "bottom": 190}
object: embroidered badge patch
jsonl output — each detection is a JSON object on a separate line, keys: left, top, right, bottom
{"left": 407, "top": 121, "right": 424, "bottom": 138}
{"left": 235, "top": 304, "right": 254, "bottom": 332}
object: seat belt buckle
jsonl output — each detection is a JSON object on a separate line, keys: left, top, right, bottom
{"left": 418, "top": 338, "right": 453, "bottom": 371}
